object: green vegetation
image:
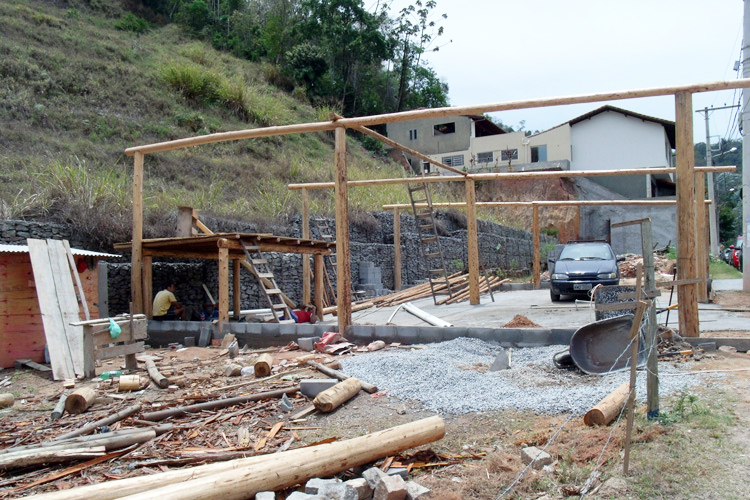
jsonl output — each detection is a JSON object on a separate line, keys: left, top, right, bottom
{"left": 0, "top": 0, "right": 464, "bottom": 250}
{"left": 710, "top": 258, "right": 742, "bottom": 279}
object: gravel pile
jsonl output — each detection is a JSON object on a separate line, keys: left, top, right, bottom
{"left": 341, "top": 337, "right": 715, "bottom": 415}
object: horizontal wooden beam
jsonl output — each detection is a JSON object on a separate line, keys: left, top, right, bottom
{"left": 382, "top": 199, "right": 714, "bottom": 210}
{"left": 125, "top": 80, "right": 750, "bottom": 156}
{"left": 289, "top": 166, "right": 735, "bottom": 191}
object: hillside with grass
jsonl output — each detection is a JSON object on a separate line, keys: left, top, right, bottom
{"left": 1, "top": 0, "right": 447, "bottom": 250}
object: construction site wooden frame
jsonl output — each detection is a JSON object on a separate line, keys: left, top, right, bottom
{"left": 125, "top": 79, "right": 750, "bottom": 337}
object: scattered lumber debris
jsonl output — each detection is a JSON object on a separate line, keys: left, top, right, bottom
{"left": 371, "top": 272, "right": 509, "bottom": 308}
{"left": 306, "top": 360, "right": 378, "bottom": 394}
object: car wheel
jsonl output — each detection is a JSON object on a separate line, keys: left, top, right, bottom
{"left": 550, "top": 290, "right": 561, "bottom": 302}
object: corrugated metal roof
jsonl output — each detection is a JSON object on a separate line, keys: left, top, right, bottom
{"left": 0, "top": 244, "right": 119, "bottom": 258}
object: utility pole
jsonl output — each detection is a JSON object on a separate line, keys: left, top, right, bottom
{"left": 696, "top": 105, "right": 739, "bottom": 256}
{"left": 744, "top": 0, "right": 750, "bottom": 290}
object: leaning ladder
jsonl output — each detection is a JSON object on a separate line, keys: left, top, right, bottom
{"left": 407, "top": 181, "right": 454, "bottom": 304}
{"left": 240, "top": 241, "right": 295, "bottom": 324}
{"left": 312, "top": 216, "right": 338, "bottom": 306}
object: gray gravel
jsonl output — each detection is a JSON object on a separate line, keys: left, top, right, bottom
{"left": 341, "top": 337, "right": 717, "bottom": 415}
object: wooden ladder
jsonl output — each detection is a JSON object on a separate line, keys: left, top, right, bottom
{"left": 407, "top": 182, "right": 454, "bottom": 304}
{"left": 240, "top": 241, "right": 296, "bottom": 324}
{"left": 312, "top": 216, "right": 338, "bottom": 306}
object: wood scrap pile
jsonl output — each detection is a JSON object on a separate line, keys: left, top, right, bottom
{"left": 372, "top": 272, "right": 510, "bottom": 307}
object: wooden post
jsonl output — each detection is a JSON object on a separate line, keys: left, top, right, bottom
{"left": 232, "top": 259, "right": 241, "bottom": 319}
{"left": 532, "top": 203, "right": 541, "bottom": 289}
{"left": 301, "top": 188, "right": 311, "bottom": 305}
{"left": 142, "top": 256, "right": 152, "bottom": 319}
{"left": 393, "top": 207, "right": 402, "bottom": 291}
{"left": 334, "top": 127, "right": 352, "bottom": 332}
{"left": 695, "top": 172, "right": 709, "bottom": 303}
{"left": 131, "top": 152, "right": 144, "bottom": 314}
{"left": 176, "top": 207, "right": 196, "bottom": 237}
{"left": 623, "top": 265, "right": 645, "bottom": 475}
{"left": 313, "top": 254, "right": 325, "bottom": 317}
{"left": 641, "top": 219, "right": 659, "bottom": 418}
{"left": 465, "top": 179, "right": 480, "bottom": 304}
{"left": 675, "top": 92, "right": 700, "bottom": 338}
{"left": 218, "top": 240, "right": 229, "bottom": 323}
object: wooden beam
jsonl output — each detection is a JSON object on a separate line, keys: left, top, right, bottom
{"left": 126, "top": 80, "right": 750, "bottom": 156}
{"left": 640, "top": 219, "right": 659, "bottom": 418}
{"left": 218, "top": 240, "right": 229, "bottom": 324}
{"left": 695, "top": 172, "right": 709, "bottom": 303}
{"left": 334, "top": 127, "right": 352, "bottom": 331}
{"left": 465, "top": 179, "right": 480, "bottom": 305}
{"left": 675, "top": 92, "right": 699, "bottom": 338}
{"left": 289, "top": 166, "right": 735, "bottom": 191}
{"left": 393, "top": 207, "right": 401, "bottom": 291}
{"left": 383, "top": 197, "right": 721, "bottom": 209}
{"left": 532, "top": 203, "right": 540, "bottom": 289}
{"left": 313, "top": 254, "right": 325, "bottom": 317}
{"left": 142, "top": 255, "right": 153, "bottom": 319}
{"left": 232, "top": 259, "right": 241, "bottom": 320}
{"left": 301, "top": 188, "right": 311, "bottom": 305}
{"left": 131, "top": 152, "right": 144, "bottom": 314}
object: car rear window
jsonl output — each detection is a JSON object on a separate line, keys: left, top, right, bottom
{"left": 559, "top": 243, "right": 613, "bottom": 261}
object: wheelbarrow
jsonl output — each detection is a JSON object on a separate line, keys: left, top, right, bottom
{"left": 568, "top": 314, "right": 647, "bottom": 375}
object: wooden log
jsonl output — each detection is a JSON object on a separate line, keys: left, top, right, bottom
{"left": 54, "top": 404, "right": 142, "bottom": 441}
{"left": 145, "top": 358, "right": 169, "bottom": 388}
{"left": 141, "top": 386, "right": 300, "bottom": 422}
{"left": 313, "top": 378, "right": 360, "bottom": 413}
{"left": 0, "top": 446, "right": 106, "bottom": 471}
{"left": 306, "top": 360, "right": 377, "bottom": 394}
{"left": 118, "top": 375, "right": 141, "bottom": 392}
{"left": 27, "top": 416, "right": 445, "bottom": 500}
{"left": 65, "top": 387, "right": 96, "bottom": 415}
{"left": 254, "top": 353, "right": 273, "bottom": 378}
{"left": 583, "top": 383, "right": 630, "bottom": 426}
{"left": 0, "top": 426, "right": 171, "bottom": 456}
{"left": 0, "top": 393, "right": 14, "bottom": 409}
{"left": 51, "top": 393, "right": 67, "bottom": 420}
{"left": 224, "top": 364, "right": 242, "bottom": 377}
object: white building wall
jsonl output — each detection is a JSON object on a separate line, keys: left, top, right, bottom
{"left": 528, "top": 125, "right": 571, "bottom": 161}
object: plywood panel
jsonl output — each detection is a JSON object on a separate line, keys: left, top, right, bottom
{"left": 47, "top": 240, "right": 85, "bottom": 375}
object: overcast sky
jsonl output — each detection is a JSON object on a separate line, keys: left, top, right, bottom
{"left": 383, "top": 0, "right": 745, "bottom": 146}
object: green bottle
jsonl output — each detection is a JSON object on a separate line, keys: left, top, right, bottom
{"left": 100, "top": 370, "right": 122, "bottom": 380}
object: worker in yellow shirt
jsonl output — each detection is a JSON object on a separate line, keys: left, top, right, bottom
{"left": 152, "top": 283, "right": 186, "bottom": 321}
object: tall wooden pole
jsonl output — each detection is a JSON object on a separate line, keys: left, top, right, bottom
{"left": 334, "top": 127, "right": 352, "bottom": 332}
{"left": 313, "top": 254, "right": 325, "bottom": 318}
{"left": 232, "top": 259, "right": 241, "bottom": 318}
{"left": 218, "top": 240, "right": 229, "bottom": 323}
{"left": 532, "top": 203, "right": 540, "bottom": 289}
{"left": 393, "top": 208, "right": 401, "bottom": 291}
{"left": 465, "top": 179, "right": 480, "bottom": 305}
{"left": 131, "top": 152, "right": 144, "bottom": 314}
{"left": 142, "top": 255, "right": 153, "bottom": 318}
{"left": 301, "top": 188, "right": 311, "bottom": 305}
{"left": 675, "top": 92, "right": 700, "bottom": 338}
{"left": 641, "top": 219, "right": 659, "bottom": 418}
{"left": 695, "top": 172, "right": 709, "bottom": 303}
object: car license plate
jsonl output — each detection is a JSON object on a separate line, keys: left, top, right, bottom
{"left": 573, "top": 283, "right": 592, "bottom": 291}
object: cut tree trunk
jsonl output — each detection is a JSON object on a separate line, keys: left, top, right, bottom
{"left": 254, "top": 354, "right": 273, "bottom": 377}
{"left": 145, "top": 358, "right": 169, "bottom": 388}
{"left": 313, "top": 378, "right": 360, "bottom": 412}
{"left": 584, "top": 382, "right": 630, "bottom": 426}
{"left": 65, "top": 387, "right": 96, "bottom": 414}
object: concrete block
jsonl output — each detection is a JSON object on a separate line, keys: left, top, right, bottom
{"left": 319, "top": 482, "right": 359, "bottom": 500}
{"left": 279, "top": 323, "right": 297, "bottom": 335}
{"left": 489, "top": 348, "right": 510, "bottom": 371}
{"left": 405, "top": 481, "right": 430, "bottom": 500}
{"left": 296, "top": 324, "right": 317, "bottom": 336}
{"left": 349, "top": 325, "right": 375, "bottom": 342}
{"left": 183, "top": 336, "right": 196, "bottom": 347}
{"left": 305, "top": 477, "right": 341, "bottom": 495}
{"left": 230, "top": 322, "right": 247, "bottom": 335}
{"left": 198, "top": 325, "right": 212, "bottom": 347}
{"left": 373, "top": 474, "right": 407, "bottom": 500}
{"left": 396, "top": 327, "right": 419, "bottom": 343}
{"left": 255, "top": 492, "right": 275, "bottom": 500}
{"left": 362, "top": 467, "right": 387, "bottom": 490}
{"left": 344, "top": 478, "right": 373, "bottom": 500}
{"left": 386, "top": 468, "right": 409, "bottom": 480}
{"left": 697, "top": 342, "right": 717, "bottom": 352}
{"left": 521, "top": 446, "right": 552, "bottom": 470}
{"left": 300, "top": 378, "right": 339, "bottom": 398}
{"left": 287, "top": 492, "right": 323, "bottom": 500}
{"left": 298, "top": 337, "right": 320, "bottom": 351}
{"left": 245, "top": 322, "right": 263, "bottom": 334}
{"left": 147, "top": 321, "right": 163, "bottom": 333}
{"left": 718, "top": 345, "right": 737, "bottom": 353}
{"left": 416, "top": 326, "right": 443, "bottom": 343}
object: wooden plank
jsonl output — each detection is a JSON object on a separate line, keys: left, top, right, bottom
{"left": 131, "top": 152, "right": 144, "bottom": 314}
{"left": 393, "top": 207, "right": 401, "bottom": 291}
{"left": 91, "top": 319, "right": 148, "bottom": 348}
{"left": 142, "top": 255, "right": 153, "bottom": 318}
{"left": 532, "top": 204, "right": 540, "bottom": 289}
{"left": 383, "top": 195, "right": 722, "bottom": 209}
{"left": 233, "top": 259, "right": 241, "bottom": 319}
{"left": 695, "top": 171, "right": 709, "bottom": 303}
{"left": 301, "top": 188, "right": 311, "bottom": 305}
{"left": 313, "top": 254, "right": 325, "bottom": 316}
{"left": 27, "top": 239, "right": 75, "bottom": 380}
{"left": 675, "top": 92, "right": 699, "bottom": 338}
{"left": 334, "top": 127, "right": 352, "bottom": 331}
{"left": 62, "top": 241, "right": 90, "bottom": 320}
{"left": 218, "top": 243, "right": 229, "bottom": 323}
{"left": 47, "top": 240, "right": 85, "bottom": 376}
{"left": 465, "top": 179, "right": 480, "bottom": 305}
{"left": 97, "top": 342, "right": 145, "bottom": 360}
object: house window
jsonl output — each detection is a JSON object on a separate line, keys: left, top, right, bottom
{"left": 409, "top": 129, "right": 418, "bottom": 140}
{"left": 501, "top": 149, "right": 518, "bottom": 161}
{"left": 433, "top": 122, "right": 456, "bottom": 135}
{"left": 476, "top": 152, "right": 494, "bottom": 164}
{"left": 441, "top": 155, "right": 464, "bottom": 167}
{"left": 531, "top": 145, "right": 547, "bottom": 162}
